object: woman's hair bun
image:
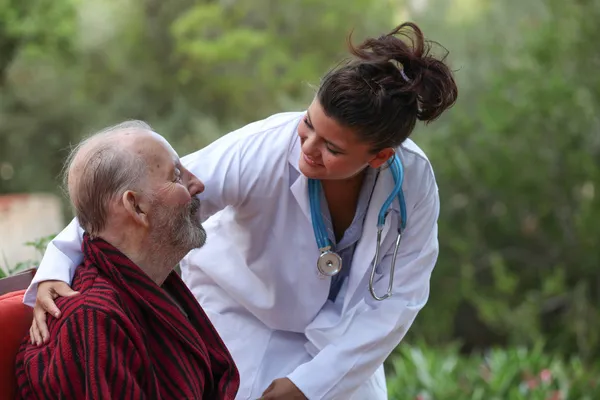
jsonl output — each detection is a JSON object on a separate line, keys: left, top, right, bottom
{"left": 349, "top": 22, "right": 458, "bottom": 123}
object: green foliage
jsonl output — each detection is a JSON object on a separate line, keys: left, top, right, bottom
{"left": 387, "top": 343, "right": 600, "bottom": 399}
{"left": 171, "top": 0, "right": 391, "bottom": 122}
{"left": 405, "top": 0, "right": 600, "bottom": 360}
{"left": 0, "top": 234, "right": 56, "bottom": 278}
{"left": 0, "top": 0, "right": 391, "bottom": 195}
{"left": 0, "top": 0, "right": 78, "bottom": 68}
{"left": 2, "top": 0, "right": 600, "bottom": 362}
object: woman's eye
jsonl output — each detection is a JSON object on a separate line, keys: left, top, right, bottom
{"left": 303, "top": 117, "right": 314, "bottom": 130}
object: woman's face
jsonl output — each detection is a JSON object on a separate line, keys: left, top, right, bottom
{"left": 297, "top": 99, "right": 393, "bottom": 181}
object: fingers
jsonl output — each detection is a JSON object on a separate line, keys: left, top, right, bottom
{"left": 30, "top": 318, "right": 43, "bottom": 346}
{"left": 29, "top": 322, "right": 36, "bottom": 345}
{"left": 54, "top": 282, "right": 80, "bottom": 298}
{"left": 39, "top": 281, "right": 79, "bottom": 318}
{"left": 29, "top": 281, "right": 80, "bottom": 347}
{"left": 40, "top": 295, "right": 61, "bottom": 319}
{"left": 33, "top": 306, "right": 50, "bottom": 345}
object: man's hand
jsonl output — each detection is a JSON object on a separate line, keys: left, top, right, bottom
{"left": 30, "top": 280, "right": 79, "bottom": 345}
{"left": 260, "top": 378, "right": 308, "bottom": 400}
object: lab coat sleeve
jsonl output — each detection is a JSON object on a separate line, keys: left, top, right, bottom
{"left": 180, "top": 119, "right": 271, "bottom": 223}
{"left": 287, "top": 176, "right": 440, "bottom": 400}
{"left": 22, "top": 217, "right": 85, "bottom": 307}
{"left": 181, "top": 141, "right": 244, "bottom": 222}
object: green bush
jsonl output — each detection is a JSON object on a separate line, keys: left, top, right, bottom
{"left": 405, "top": 0, "right": 600, "bottom": 360}
{"left": 2, "top": 0, "right": 599, "bottom": 368}
{"left": 0, "top": 234, "right": 55, "bottom": 279}
{"left": 387, "top": 343, "right": 600, "bottom": 400}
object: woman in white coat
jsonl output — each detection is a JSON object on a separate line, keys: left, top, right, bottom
{"left": 25, "top": 22, "right": 457, "bottom": 399}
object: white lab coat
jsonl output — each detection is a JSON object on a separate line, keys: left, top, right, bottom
{"left": 25, "top": 111, "right": 440, "bottom": 400}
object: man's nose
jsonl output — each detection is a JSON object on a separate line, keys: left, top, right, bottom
{"left": 188, "top": 175, "right": 205, "bottom": 196}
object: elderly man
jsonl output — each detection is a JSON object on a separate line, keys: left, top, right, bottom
{"left": 14, "top": 121, "right": 239, "bottom": 399}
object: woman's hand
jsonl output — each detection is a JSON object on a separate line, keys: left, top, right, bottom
{"left": 30, "top": 280, "right": 80, "bottom": 345}
{"left": 259, "top": 378, "right": 308, "bottom": 400}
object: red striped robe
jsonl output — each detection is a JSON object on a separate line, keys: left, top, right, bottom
{"left": 15, "top": 235, "right": 240, "bottom": 399}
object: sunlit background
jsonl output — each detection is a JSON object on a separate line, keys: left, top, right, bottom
{"left": 1, "top": 0, "right": 599, "bottom": 397}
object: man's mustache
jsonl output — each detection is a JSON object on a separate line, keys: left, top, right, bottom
{"left": 189, "top": 196, "right": 201, "bottom": 216}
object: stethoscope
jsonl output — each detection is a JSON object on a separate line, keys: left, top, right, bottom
{"left": 308, "top": 154, "right": 407, "bottom": 301}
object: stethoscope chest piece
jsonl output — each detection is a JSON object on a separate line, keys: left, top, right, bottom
{"left": 317, "top": 250, "right": 342, "bottom": 277}
{"left": 308, "top": 154, "right": 407, "bottom": 300}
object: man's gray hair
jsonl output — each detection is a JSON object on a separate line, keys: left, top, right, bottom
{"left": 63, "top": 120, "right": 152, "bottom": 237}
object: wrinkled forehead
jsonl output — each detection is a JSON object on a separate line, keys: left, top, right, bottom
{"left": 131, "top": 131, "right": 179, "bottom": 176}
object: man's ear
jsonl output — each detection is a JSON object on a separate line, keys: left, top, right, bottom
{"left": 122, "top": 190, "right": 150, "bottom": 228}
{"left": 368, "top": 148, "right": 395, "bottom": 169}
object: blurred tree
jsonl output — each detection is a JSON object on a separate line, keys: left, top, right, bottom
{"left": 0, "top": 0, "right": 80, "bottom": 195}
{"left": 405, "top": 0, "right": 600, "bottom": 361}
{"left": 0, "top": 0, "right": 77, "bottom": 84}
{"left": 170, "top": 0, "right": 391, "bottom": 122}
{"left": 3, "top": 0, "right": 600, "bottom": 362}
{"left": 0, "top": 0, "right": 392, "bottom": 195}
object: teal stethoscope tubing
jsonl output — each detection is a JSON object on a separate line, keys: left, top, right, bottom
{"left": 309, "top": 154, "right": 407, "bottom": 301}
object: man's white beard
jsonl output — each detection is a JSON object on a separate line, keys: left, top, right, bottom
{"left": 149, "top": 197, "right": 207, "bottom": 259}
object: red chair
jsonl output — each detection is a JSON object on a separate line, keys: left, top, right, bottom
{"left": 0, "top": 269, "right": 36, "bottom": 399}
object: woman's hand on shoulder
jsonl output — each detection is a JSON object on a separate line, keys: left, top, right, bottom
{"left": 29, "top": 280, "right": 80, "bottom": 345}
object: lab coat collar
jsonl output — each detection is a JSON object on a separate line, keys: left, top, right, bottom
{"left": 288, "top": 126, "right": 311, "bottom": 223}
{"left": 288, "top": 119, "right": 302, "bottom": 173}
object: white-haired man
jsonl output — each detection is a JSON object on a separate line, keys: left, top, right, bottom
{"left": 15, "top": 121, "right": 239, "bottom": 399}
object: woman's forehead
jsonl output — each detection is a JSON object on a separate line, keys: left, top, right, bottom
{"left": 307, "top": 100, "right": 366, "bottom": 148}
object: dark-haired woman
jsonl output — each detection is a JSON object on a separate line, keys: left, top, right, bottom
{"left": 27, "top": 22, "right": 457, "bottom": 399}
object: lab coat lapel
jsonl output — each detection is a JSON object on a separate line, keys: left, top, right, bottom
{"left": 288, "top": 134, "right": 311, "bottom": 223}
{"left": 344, "top": 168, "right": 395, "bottom": 308}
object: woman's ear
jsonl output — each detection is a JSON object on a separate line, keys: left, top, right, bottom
{"left": 368, "top": 148, "right": 395, "bottom": 169}
{"left": 122, "top": 190, "right": 150, "bottom": 228}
